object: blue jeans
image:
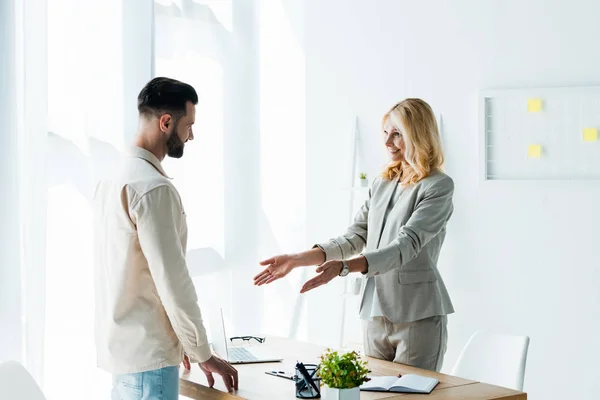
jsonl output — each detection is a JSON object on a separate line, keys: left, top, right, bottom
{"left": 111, "top": 366, "right": 179, "bottom": 400}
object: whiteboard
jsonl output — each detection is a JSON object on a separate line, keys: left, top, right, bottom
{"left": 479, "top": 86, "right": 600, "bottom": 180}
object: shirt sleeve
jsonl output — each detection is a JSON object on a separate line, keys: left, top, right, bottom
{"left": 314, "top": 185, "right": 371, "bottom": 262}
{"left": 362, "top": 176, "right": 454, "bottom": 278}
{"left": 132, "top": 185, "right": 212, "bottom": 363}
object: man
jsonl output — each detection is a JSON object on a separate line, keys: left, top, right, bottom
{"left": 94, "top": 77, "right": 238, "bottom": 399}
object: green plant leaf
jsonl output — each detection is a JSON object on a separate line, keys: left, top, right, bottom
{"left": 316, "top": 349, "right": 370, "bottom": 389}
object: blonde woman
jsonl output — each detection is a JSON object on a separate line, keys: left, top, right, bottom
{"left": 254, "top": 98, "right": 454, "bottom": 371}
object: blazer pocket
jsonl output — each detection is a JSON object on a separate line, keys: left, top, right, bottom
{"left": 398, "top": 270, "right": 437, "bottom": 284}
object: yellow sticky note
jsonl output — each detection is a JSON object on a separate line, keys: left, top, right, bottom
{"left": 583, "top": 128, "right": 598, "bottom": 142}
{"left": 528, "top": 144, "right": 542, "bottom": 158}
{"left": 528, "top": 98, "right": 542, "bottom": 113}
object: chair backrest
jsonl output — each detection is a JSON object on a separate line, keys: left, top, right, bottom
{"left": 0, "top": 361, "right": 47, "bottom": 400}
{"left": 451, "top": 330, "right": 530, "bottom": 391}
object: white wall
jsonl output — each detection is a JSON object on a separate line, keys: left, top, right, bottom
{"left": 304, "top": 1, "right": 600, "bottom": 399}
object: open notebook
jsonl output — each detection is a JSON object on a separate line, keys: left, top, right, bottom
{"left": 360, "top": 374, "right": 439, "bottom": 394}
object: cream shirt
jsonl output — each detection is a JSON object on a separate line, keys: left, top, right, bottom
{"left": 359, "top": 278, "right": 384, "bottom": 320}
{"left": 359, "top": 179, "right": 400, "bottom": 320}
{"left": 93, "top": 147, "right": 212, "bottom": 374}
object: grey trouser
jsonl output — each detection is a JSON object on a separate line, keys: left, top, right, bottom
{"left": 362, "top": 315, "right": 448, "bottom": 372}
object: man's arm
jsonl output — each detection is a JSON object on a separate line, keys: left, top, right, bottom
{"left": 132, "top": 184, "right": 212, "bottom": 363}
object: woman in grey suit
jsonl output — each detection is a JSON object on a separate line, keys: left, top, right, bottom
{"left": 254, "top": 98, "right": 454, "bottom": 372}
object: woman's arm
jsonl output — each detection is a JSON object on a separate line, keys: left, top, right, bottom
{"left": 254, "top": 182, "right": 375, "bottom": 287}
{"left": 253, "top": 248, "right": 326, "bottom": 286}
{"left": 299, "top": 176, "right": 453, "bottom": 293}
{"left": 299, "top": 255, "right": 368, "bottom": 293}
{"left": 362, "top": 175, "right": 454, "bottom": 278}
{"left": 293, "top": 247, "right": 327, "bottom": 266}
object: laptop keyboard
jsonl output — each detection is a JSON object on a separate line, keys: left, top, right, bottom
{"left": 229, "top": 347, "right": 259, "bottom": 362}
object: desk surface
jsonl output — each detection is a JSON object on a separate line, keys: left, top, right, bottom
{"left": 179, "top": 337, "right": 527, "bottom": 400}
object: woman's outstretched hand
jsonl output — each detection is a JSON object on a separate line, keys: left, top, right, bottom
{"left": 254, "top": 254, "right": 298, "bottom": 286}
{"left": 300, "top": 260, "right": 342, "bottom": 293}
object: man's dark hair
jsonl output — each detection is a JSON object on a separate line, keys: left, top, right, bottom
{"left": 137, "top": 77, "right": 198, "bottom": 120}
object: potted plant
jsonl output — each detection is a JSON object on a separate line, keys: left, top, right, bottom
{"left": 318, "top": 349, "right": 370, "bottom": 400}
{"left": 359, "top": 173, "right": 368, "bottom": 187}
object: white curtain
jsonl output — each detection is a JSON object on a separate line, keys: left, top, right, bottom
{"left": 153, "top": 0, "right": 309, "bottom": 343}
{"left": 43, "top": 1, "right": 154, "bottom": 399}
{"left": 154, "top": 0, "right": 232, "bottom": 335}
{"left": 7, "top": 0, "right": 154, "bottom": 398}
{"left": 0, "top": 0, "right": 23, "bottom": 367}
{"left": 6, "top": 0, "right": 319, "bottom": 399}
{"left": 258, "top": 0, "right": 308, "bottom": 340}
{"left": 0, "top": 0, "right": 49, "bottom": 384}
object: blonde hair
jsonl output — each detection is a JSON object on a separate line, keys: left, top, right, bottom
{"left": 381, "top": 98, "right": 444, "bottom": 185}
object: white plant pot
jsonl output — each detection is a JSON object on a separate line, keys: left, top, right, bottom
{"left": 322, "top": 386, "right": 360, "bottom": 400}
{"left": 359, "top": 179, "right": 368, "bottom": 187}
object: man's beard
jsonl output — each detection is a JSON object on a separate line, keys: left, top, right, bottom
{"left": 166, "top": 131, "right": 185, "bottom": 158}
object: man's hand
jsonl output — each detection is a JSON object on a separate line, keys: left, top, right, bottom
{"left": 199, "top": 356, "right": 239, "bottom": 392}
{"left": 182, "top": 354, "right": 191, "bottom": 371}
{"left": 300, "top": 260, "right": 342, "bottom": 293}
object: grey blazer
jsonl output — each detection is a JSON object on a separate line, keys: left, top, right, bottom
{"left": 317, "top": 170, "right": 455, "bottom": 323}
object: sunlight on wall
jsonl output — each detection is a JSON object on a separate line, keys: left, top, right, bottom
{"left": 259, "top": 0, "right": 307, "bottom": 339}
{"left": 158, "top": 55, "right": 225, "bottom": 260}
{"left": 44, "top": 1, "right": 125, "bottom": 398}
{"left": 47, "top": 0, "right": 124, "bottom": 154}
{"left": 155, "top": 17, "right": 227, "bottom": 333}
{"left": 44, "top": 186, "right": 110, "bottom": 400}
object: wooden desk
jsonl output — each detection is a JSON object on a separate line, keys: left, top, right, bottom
{"left": 179, "top": 337, "right": 526, "bottom": 400}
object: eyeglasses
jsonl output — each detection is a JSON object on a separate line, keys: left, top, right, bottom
{"left": 229, "top": 336, "right": 266, "bottom": 344}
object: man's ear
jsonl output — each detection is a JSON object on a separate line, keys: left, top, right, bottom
{"left": 159, "top": 114, "right": 172, "bottom": 133}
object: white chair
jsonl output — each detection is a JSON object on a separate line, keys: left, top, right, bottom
{"left": 451, "top": 330, "right": 530, "bottom": 391}
{"left": 0, "top": 361, "right": 47, "bottom": 400}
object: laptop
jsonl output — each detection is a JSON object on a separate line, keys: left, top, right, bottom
{"left": 209, "top": 309, "right": 283, "bottom": 364}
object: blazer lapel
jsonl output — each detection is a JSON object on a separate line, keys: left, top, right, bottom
{"left": 370, "top": 178, "right": 397, "bottom": 249}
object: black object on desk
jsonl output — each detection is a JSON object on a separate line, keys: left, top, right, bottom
{"left": 230, "top": 336, "right": 266, "bottom": 344}
{"left": 294, "top": 362, "right": 321, "bottom": 399}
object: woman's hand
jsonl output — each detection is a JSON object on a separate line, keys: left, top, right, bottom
{"left": 300, "top": 260, "right": 343, "bottom": 293}
{"left": 254, "top": 254, "right": 298, "bottom": 286}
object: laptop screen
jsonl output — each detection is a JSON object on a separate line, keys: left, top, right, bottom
{"left": 207, "top": 308, "right": 229, "bottom": 360}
